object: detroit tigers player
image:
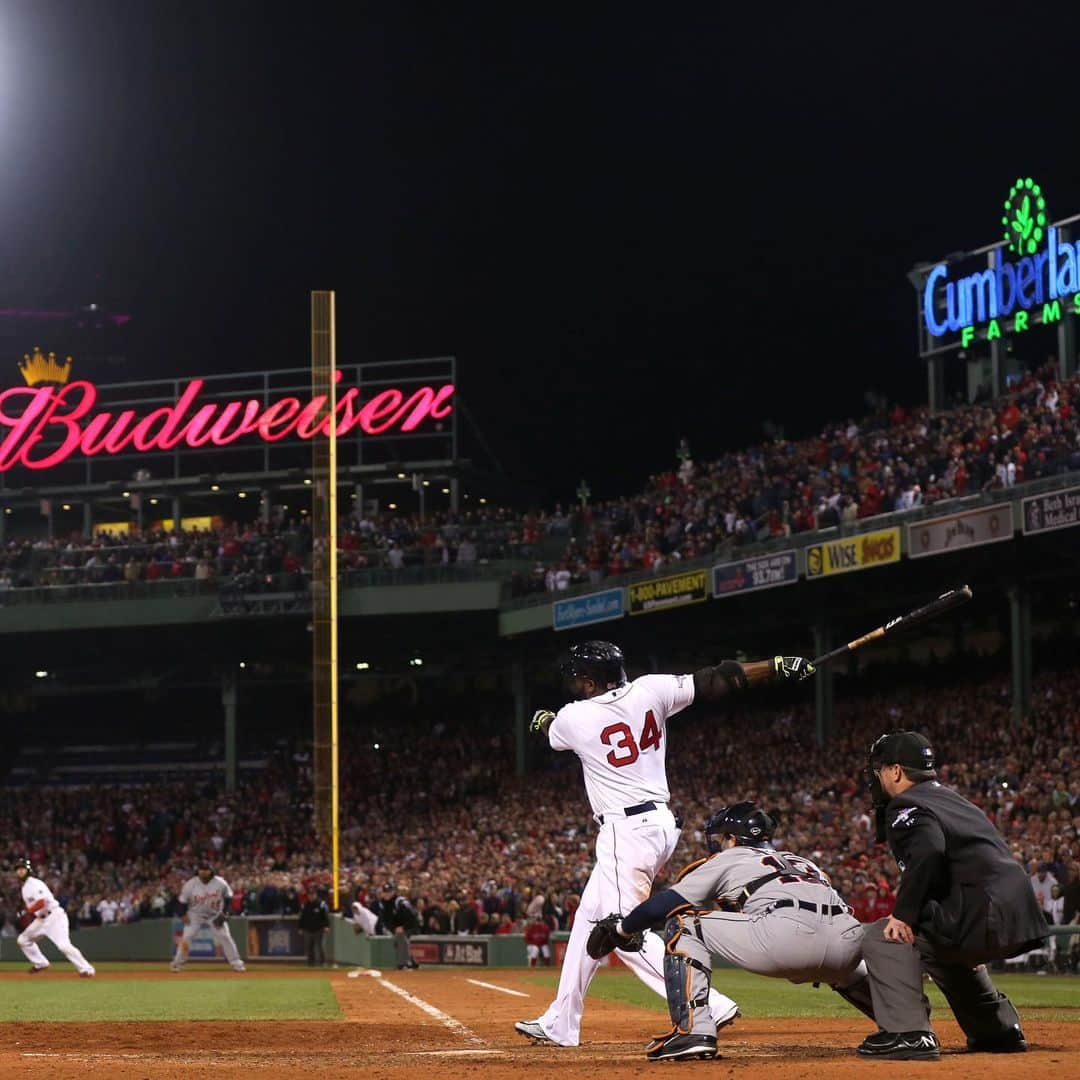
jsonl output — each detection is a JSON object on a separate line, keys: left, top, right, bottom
{"left": 13, "top": 859, "right": 95, "bottom": 976}
{"left": 608, "top": 803, "right": 867, "bottom": 1061}
{"left": 515, "top": 641, "right": 817, "bottom": 1048}
{"left": 170, "top": 860, "right": 246, "bottom": 973}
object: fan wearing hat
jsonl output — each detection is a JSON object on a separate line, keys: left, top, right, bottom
{"left": 856, "top": 730, "right": 1049, "bottom": 1060}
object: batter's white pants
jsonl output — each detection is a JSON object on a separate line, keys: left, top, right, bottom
{"left": 18, "top": 909, "right": 95, "bottom": 975}
{"left": 173, "top": 918, "right": 245, "bottom": 970}
{"left": 536, "top": 806, "right": 738, "bottom": 1046}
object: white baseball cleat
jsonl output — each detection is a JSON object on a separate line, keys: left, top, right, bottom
{"left": 169, "top": 963, "right": 182, "bottom": 973}
{"left": 715, "top": 1005, "right": 741, "bottom": 1032}
{"left": 231, "top": 964, "right": 246, "bottom": 973}
{"left": 79, "top": 969, "right": 96, "bottom": 978}
{"left": 514, "top": 1019, "right": 555, "bottom": 1044}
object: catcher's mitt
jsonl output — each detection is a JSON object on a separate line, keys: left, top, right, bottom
{"left": 586, "top": 913, "right": 643, "bottom": 960}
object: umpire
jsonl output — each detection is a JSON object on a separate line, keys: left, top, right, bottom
{"left": 298, "top": 888, "right": 331, "bottom": 966}
{"left": 858, "top": 730, "right": 1048, "bottom": 1060}
{"left": 372, "top": 882, "right": 420, "bottom": 970}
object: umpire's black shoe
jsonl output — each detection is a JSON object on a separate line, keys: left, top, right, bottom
{"left": 966, "top": 1024, "right": 1027, "bottom": 1053}
{"left": 646, "top": 1033, "right": 717, "bottom": 1062}
{"left": 857, "top": 1030, "right": 940, "bottom": 1060}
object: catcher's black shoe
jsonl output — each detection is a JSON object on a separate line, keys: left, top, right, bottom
{"left": 966, "top": 1023, "right": 1027, "bottom": 1053}
{"left": 646, "top": 1033, "right": 717, "bottom": 1062}
{"left": 646, "top": 1009, "right": 740, "bottom": 1053}
{"left": 857, "top": 1029, "right": 940, "bottom": 1060}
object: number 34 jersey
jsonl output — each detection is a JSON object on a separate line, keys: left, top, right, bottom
{"left": 673, "top": 845, "right": 851, "bottom": 916}
{"left": 547, "top": 673, "right": 695, "bottom": 817}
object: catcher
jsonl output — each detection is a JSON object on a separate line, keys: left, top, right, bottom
{"left": 588, "top": 803, "right": 871, "bottom": 1062}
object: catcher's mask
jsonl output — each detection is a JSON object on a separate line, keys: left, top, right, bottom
{"left": 559, "top": 640, "right": 627, "bottom": 699}
{"left": 866, "top": 730, "right": 936, "bottom": 841}
{"left": 704, "top": 802, "right": 776, "bottom": 853}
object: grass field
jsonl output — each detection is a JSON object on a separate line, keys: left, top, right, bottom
{"left": 0, "top": 969, "right": 341, "bottom": 1022}
{"left": 523, "top": 968, "right": 1080, "bottom": 1023}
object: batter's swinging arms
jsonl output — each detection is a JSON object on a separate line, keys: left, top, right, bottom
{"left": 514, "top": 641, "right": 816, "bottom": 1048}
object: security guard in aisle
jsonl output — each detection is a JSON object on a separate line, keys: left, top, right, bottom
{"left": 857, "top": 731, "right": 1049, "bottom": 1060}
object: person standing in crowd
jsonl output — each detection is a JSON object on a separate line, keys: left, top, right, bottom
{"left": 1029, "top": 861, "right": 1057, "bottom": 919}
{"left": 298, "top": 888, "right": 330, "bottom": 966}
{"left": 372, "top": 882, "right": 420, "bottom": 970}
{"left": 857, "top": 732, "right": 1048, "bottom": 1060}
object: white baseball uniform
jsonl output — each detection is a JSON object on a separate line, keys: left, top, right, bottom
{"left": 171, "top": 874, "right": 245, "bottom": 971}
{"left": 18, "top": 875, "right": 95, "bottom": 976}
{"left": 351, "top": 899, "right": 379, "bottom": 935}
{"left": 531, "top": 674, "right": 738, "bottom": 1046}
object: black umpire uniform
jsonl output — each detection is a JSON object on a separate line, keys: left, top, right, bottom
{"left": 860, "top": 731, "right": 1048, "bottom": 1055}
{"left": 298, "top": 891, "right": 330, "bottom": 966}
{"left": 372, "top": 883, "right": 420, "bottom": 970}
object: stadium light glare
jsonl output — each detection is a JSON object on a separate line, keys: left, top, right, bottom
{"left": 122, "top": 490, "right": 130, "bottom": 497}
{"left": 3, "top": 508, "right": 10, "bottom": 515}
{"left": 356, "top": 661, "right": 370, "bottom": 670}
{"left": 410, "top": 657, "right": 423, "bottom": 667}
{"left": 34, "top": 670, "right": 48, "bottom": 678}
{"left": 304, "top": 478, "right": 312, "bottom": 485}
{"left": 239, "top": 661, "right": 246, "bottom": 669}
{"left": 149, "top": 498, "right": 158, "bottom": 505}
{"left": 441, "top": 487, "right": 450, "bottom": 494}
{"left": 61, "top": 503, "right": 71, "bottom": 511}
{"left": 388, "top": 502, "right": 397, "bottom": 510}
{"left": 238, "top": 492, "right": 247, "bottom": 499}
{"left": 373, "top": 743, "right": 380, "bottom": 750}
{"left": 210, "top": 484, "right": 220, "bottom": 491}
{"left": 397, "top": 472, "right": 406, "bottom": 479}
{"left": 479, "top": 497, "right": 487, "bottom": 504}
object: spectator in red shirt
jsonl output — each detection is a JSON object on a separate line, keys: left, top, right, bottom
{"left": 524, "top": 919, "right": 552, "bottom": 966}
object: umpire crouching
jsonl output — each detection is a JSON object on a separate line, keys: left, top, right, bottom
{"left": 373, "top": 882, "right": 420, "bottom": 970}
{"left": 858, "top": 731, "right": 1048, "bottom": 1060}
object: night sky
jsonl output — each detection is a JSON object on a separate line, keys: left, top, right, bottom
{"left": 3, "top": 4, "right": 1080, "bottom": 503}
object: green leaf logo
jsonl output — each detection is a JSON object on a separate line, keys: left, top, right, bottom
{"left": 1002, "top": 177, "right": 1048, "bottom": 256}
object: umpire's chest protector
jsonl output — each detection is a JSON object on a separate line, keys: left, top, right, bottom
{"left": 888, "top": 781, "right": 1049, "bottom": 964}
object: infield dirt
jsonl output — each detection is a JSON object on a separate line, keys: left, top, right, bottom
{"left": 0, "top": 967, "right": 1075, "bottom": 1078}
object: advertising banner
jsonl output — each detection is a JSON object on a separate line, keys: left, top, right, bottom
{"left": 712, "top": 550, "right": 797, "bottom": 598}
{"left": 409, "top": 939, "right": 489, "bottom": 965}
{"left": 1021, "top": 485, "right": 1080, "bottom": 535}
{"left": 246, "top": 916, "right": 304, "bottom": 959}
{"left": 552, "top": 587, "right": 624, "bottom": 631}
{"left": 806, "top": 527, "right": 901, "bottom": 579}
{"left": 627, "top": 569, "right": 709, "bottom": 616}
{"left": 907, "top": 504, "right": 1014, "bottom": 558}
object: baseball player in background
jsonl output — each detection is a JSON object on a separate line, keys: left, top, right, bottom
{"left": 170, "top": 859, "right": 246, "bottom": 973}
{"left": 13, "top": 858, "right": 95, "bottom": 977}
{"left": 592, "top": 803, "right": 868, "bottom": 1061}
{"left": 515, "top": 640, "right": 817, "bottom": 1048}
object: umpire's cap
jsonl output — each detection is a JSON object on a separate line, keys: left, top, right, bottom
{"left": 559, "top": 641, "right": 627, "bottom": 691}
{"left": 869, "top": 731, "right": 936, "bottom": 772}
{"left": 704, "top": 802, "right": 776, "bottom": 852}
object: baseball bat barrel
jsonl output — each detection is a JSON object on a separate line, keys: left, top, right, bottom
{"left": 810, "top": 585, "right": 973, "bottom": 668}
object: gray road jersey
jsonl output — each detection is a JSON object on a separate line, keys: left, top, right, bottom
{"left": 179, "top": 875, "right": 232, "bottom": 922}
{"left": 674, "top": 846, "right": 850, "bottom": 915}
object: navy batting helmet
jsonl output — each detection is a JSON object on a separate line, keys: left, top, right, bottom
{"left": 13, "top": 858, "right": 33, "bottom": 875}
{"left": 704, "top": 802, "right": 776, "bottom": 853}
{"left": 559, "top": 641, "right": 627, "bottom": 696}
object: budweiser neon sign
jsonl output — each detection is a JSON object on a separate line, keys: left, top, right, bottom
{"left": 0, "top": 371, "right": 454, "bottom": 471}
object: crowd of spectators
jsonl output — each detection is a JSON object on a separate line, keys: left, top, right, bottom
{"left": 3, "top": 664, "right": 1077, "bottom": 971}
{"left": 0, "top": 365, "right": 1076, "bottom": 599}
{"left": 513, "top": 363, "right": 1080, "bottom": 594}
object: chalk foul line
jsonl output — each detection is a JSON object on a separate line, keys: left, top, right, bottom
{"left": 376, "top": 976, "right": 486, "bottom": 1046}
{"left": 465, "top": 977, "right": 529, "bottom": 998}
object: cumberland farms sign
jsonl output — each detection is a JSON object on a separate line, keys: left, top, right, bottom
{"left": 0, "top": 350, "right": 454, "bottom": 471}
{"left": 923, "top": 177, "right": 1080, "bottom": 347}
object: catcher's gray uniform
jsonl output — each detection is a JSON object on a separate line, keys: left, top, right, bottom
{"left": 661, "top": 846, "right": 864, "bottom": 1036}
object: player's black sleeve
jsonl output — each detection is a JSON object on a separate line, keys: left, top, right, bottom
{"left": 621, "top": 888, "right": 690, "bottom": 935}
{"left": 176, "top": 902, "right": 188, "bottom": 917}
{"left": 692, "top": 661, "right": 748, "bottom": 701}
{"left": 888, "top": 806, "right": 947, "bottom": 927}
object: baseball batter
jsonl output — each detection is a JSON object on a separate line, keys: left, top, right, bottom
{"left": 596, "top": 803, "right": 867, "bottom": 1061}
{"left": 14, "top": 859, "right": 95, "bottom": 976}
{"left": 170, "top": 860, "right": 246, "bottom": 973}
{"left": 515, "top": 641, "right": 817, "bottom": 1048}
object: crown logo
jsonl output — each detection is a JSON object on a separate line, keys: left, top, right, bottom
{"left": 19, "top": 347, "right": 73, "bottom": 386}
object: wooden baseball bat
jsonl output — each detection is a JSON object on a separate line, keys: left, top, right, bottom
{"left": 810, "top": 585, "right": 973, "bottom": 668}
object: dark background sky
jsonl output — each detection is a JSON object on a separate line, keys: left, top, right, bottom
{"left": 2, "top": 3, "right": 1079, "bottom": 504}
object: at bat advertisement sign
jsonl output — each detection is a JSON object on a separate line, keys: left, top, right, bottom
{"left": 628, "top": 569, "right": 709, "bottom": 615}
{"left": 712, "top": 551, "right": 797, "bottom": 598}
{"left": 806, "top": 527, "right": 900, "bottom": 579}
{"left": 1022, "top": 484, "right": 1080, "bottom": 535}
{"left": 907, "top": 504, "right": 1014, "bottom": 559}
{"left": 552, "top": 587, "right": 625, "bottom": 631}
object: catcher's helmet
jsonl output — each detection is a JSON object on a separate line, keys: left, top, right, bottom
{"left": 704, "top": 802, "right": 776, "bottom": 853}
{"left": 560, "top": 641, "right": 627, "bottom": 696}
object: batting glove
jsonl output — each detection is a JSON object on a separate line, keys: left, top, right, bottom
{"left": 530, "top": 708, "right": 555, "bottom": 734}
{"left": 772, "top": 656, "right": 817, "bottom": 682}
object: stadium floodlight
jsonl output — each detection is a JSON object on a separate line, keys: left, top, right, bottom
{"left": 239, "top": 661, "right": 246, "bottom": 669}
{"left": 410, "top": 657, "right": 423, "bottom": 667}
{"left": 304, "top": 478, "right": 312, "bottom": 486}
{"left": 356, "top": 661, "right": 370, "bottom": 670}
{"left": 122, "top": 490, "right": 130, "bottom": 497}
{"left": 210, "top": 484, "right": 220, "bottom": 492}
{"left": 373, "top": 743, "right": 380, "bottom": 750}
{"left": 34, "top": 670, "right": 48, "bottom": 678}
{"left": 238, "top": 492, "right": 247, "bottom": 499}
{"left": 61, "top": 503, "right": 71, "bottom": 511}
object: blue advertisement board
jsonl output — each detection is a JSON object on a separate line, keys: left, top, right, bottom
{"left": 712, "top": 550, "right": 798, "bottom": 598}
{"left": 553, "top": 587, "right": 625, "bottom": 631}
